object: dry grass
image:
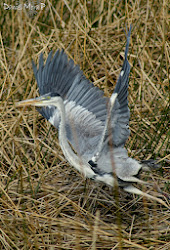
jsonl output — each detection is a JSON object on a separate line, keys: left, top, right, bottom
{"left": 0, "top": 0, "right": 170, "bottom": 249}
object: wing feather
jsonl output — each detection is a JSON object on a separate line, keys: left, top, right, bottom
{"left": 49, "top": 100, "right": 104, "bottom": 158}
{"left": 110, "top": 26, "right": 131, "bottom": 147}
{"left": 32, "top": 25, "right": 132, "bottom": 160}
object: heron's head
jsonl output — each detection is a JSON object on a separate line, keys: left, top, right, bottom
{"left": 17, "top": 93, "right": 62, "bottom": 108}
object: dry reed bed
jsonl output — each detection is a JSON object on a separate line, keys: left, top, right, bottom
{"left": 0, "top": 1, "right": 169, "bottom": 249}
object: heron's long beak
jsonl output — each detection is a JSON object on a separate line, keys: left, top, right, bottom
{"left": 17, "top": 95, "right": 51, "bottom": 107}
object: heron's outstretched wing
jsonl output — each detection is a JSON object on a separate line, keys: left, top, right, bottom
{"left": 32, "top": 26, "right": 131, "bottom": 158}
{"left": 48, "top": 99, "right": 105, "bottom": 158}
{"left": 93, "top": 25, "right": 131, "bottom": 160}
{"left": 111, "top": 25, "right": 131, "bottom": 147}
{"left": 32, "top": 50, "right": 108, "bottom": 123}
{"left": 33, "top": 49, "right": 108, "bottom": 158}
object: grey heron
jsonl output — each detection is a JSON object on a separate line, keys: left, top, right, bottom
{"left": 17, "top": 26, "right": 167, "bottom": 206}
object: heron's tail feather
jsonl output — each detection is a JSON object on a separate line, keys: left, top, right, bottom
{"left": 140, "top": 159, "right": 161, "bottom": 171}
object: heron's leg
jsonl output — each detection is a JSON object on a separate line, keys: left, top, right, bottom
{"left": 124, "top": 185, "right": 169, "bottom": 208}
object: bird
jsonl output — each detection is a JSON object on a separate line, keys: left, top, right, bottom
{"left": 17, "top": 25, "right": 167, "bottom": 207}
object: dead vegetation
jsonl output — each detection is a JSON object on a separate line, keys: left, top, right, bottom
{"left": 0, "top": 0, "right": 169, "bottom": 249}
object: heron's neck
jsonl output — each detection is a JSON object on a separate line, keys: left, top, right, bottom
{"left": 56, "top": 99, "right": 82, "bottom": 166}
{"left": 55, "top": 98, "right": 95, "bottom": 179}
{"left": 56, "top": 99, "right": 71, "bottom": 152}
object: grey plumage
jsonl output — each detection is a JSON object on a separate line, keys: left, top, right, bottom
{"left": 17, "top": 25, "right": 168, "bottom": 207}
{"left": 32, "top": 25, "right": 131, "bottom": 159}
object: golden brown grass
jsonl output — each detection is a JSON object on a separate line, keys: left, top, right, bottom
{"left": 0, "top": 0, "right": 169, "bottom": 249}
